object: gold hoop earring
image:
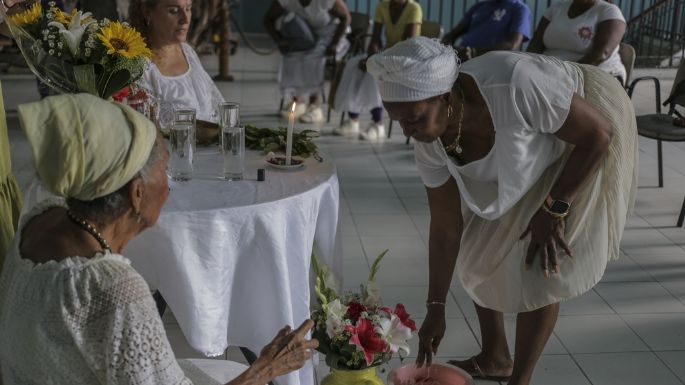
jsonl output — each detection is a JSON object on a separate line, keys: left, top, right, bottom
{"left": 447, "top": 104, "right": 454, "bottom": 118}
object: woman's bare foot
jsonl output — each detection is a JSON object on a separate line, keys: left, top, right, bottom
{"left": 447, "top": 352, "right": 513, "bottom": 381}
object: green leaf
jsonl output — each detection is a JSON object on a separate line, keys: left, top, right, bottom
{"left": 368, "top": 249, "right": 389, "bottom": 282}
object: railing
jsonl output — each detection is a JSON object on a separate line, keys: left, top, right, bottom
{"left": 343, "top": 0, "right": 685, "bottom": 67}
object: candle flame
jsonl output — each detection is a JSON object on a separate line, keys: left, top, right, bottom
{"left": 291, "top": 103, "right": 297, "bottom": 113}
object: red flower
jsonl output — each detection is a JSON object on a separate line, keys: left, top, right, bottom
{"left": 346, "top": 301, "right": 367, "bottom": 322}
{"left": 393, "top": 304, "right": 417, "bottom": 332}
{"left": 111, "top": 87, "right": 130, "bottom": 102}
{"left": 345, "top": 318, "right": 388, "bottom": 365}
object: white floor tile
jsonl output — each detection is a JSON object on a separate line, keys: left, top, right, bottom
{"left": 353, "top": 214, "right": 421, "bottom": 237}
{"left": 529, "top": 355, "right": 591, "bottom": 385}
{"left": 466, "top": 316, "right": 567, "bottom": 355}
{"left": 595, "top": 282, "right": 685, "bottom": 314}
{"left": 574, "top": 352, "right": 683, "bottom": 385}
{"left": 380, "top": 285, "right": 463, "bottom": 319}
{"left": 662, "top": 281, "right": 685, "bottom": 305}
{"left": 559, "top": 289, "right": 616, "bottom": 315}
{"left": 341, "top": 236, "right": 366, "bottom": 261}
{"left": 554, "top": 315, "right": 648, "bottom": 353}
{"left": 360, "top": 235, "right": 427, "bottom": 261}
{"left": 622, "top": 313, "right": 685, "bottom": 350}
{"left": 656, "top": 351, "right": 685, "bottom": 383}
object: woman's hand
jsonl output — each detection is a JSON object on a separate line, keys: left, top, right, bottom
{"left": 520, "top": 210, "right": 573, "bottom": 277}
{"left": 416, "top": 307, "right": 446, "bottom": 367}
{"left": 257, "top": 320, "right": 319, "bottom": 380}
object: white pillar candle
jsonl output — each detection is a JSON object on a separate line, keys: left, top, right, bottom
{"left": 285, "top": 103, "right": 295, "bottom": 166}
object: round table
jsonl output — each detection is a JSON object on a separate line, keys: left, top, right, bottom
{"left": 124, "top": 149, "right": 340, "bottom": 385}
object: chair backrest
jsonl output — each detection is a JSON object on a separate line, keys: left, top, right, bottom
{"left": 668, "top": 59, "right": 685, "bottom": 109}
{"left": 420, "top": 20, "right": 443, "bottom": 39}
{"left": 618, "top": 43, "right": 635, "bottom": 87}
{"left": 347, "top": 12, "right": 371, "bottom": 56}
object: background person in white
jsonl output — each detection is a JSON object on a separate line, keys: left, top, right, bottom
{"left": 528, "top": 0, "right": 627, "bottom": 84}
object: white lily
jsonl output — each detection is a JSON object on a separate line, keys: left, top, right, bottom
{"left": 375, "top": 314, "right": 412, "bottom": 356}
{"left": 48, "top": 11, "right": 96, "bottom": 56}
{"left": 325, "top": 299, "right": 348, "bottom": 338}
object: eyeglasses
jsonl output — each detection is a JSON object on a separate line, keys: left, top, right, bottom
{"left": 1, "top": 0, "right": 39, "bottom": 17}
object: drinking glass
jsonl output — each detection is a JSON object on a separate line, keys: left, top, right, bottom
{"left": 219, "top": 102, "right": 240, "bottom": 129}
{"left": 168, "top": 109, "right": 196, "bottom": 181}
{"left": 222, "top": 125, "right": 245, "bottom": 181}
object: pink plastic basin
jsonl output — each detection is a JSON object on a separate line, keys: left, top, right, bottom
{"left": 388, "top": 363, "right": 475, "bottom": 385}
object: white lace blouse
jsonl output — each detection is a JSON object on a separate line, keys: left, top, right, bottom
{"left": 0, "top": 198, "right": 217, "bottom": 385}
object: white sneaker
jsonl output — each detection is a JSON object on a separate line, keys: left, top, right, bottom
{"left": 359, "top": 122, "right": 386, "bottom": 140}
{"left": 333, "top": 119, "right": 360, "bottom": 136}
{"left": 299, "top": 105, "right": 325, "bottom": 123}
{"left": 280, "top": 101, "right": 307, "bottom": 119}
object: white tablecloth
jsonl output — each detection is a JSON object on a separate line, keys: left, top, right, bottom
{"left": 124, "top": 149, "right": 340, "bottom": 385}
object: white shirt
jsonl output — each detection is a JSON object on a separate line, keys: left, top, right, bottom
{"left": 0, "top": 198, "right": 219, "bottom": 385}
{"left": 139, "top": 43, "right": 225, "bottom": 123}
{"left": 414, "top": 52, "right": 584, "bottom": 220}
{"left": 278, "top": 0, "right": 336, "bottom": 30}
{"left": 542, "top": 0, "right": 626, "bottom": 78}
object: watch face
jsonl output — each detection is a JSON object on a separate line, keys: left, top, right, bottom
{"left": 550, "top": 200, "right": 570, "bottom": 214}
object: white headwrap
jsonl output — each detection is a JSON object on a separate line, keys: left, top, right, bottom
{"left": 367, "top": 36, "right": 461, "bottom": 102}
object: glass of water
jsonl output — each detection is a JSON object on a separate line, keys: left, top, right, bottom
{"left": 168, "top": 109, "right": 196, "bottom": 181}
{"left": 219, "top": 102, "right": 240, "bottom": 129}
{"left": 222, "top": 125, "right": 245, "bottom": 181}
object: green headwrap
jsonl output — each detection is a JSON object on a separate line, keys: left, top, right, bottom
{"left": 18, "top": 93, "right": 157, "bottom": 200}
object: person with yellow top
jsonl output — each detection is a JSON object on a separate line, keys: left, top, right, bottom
{"left": 333, "top": 0, "right": 422, "bottom": 140}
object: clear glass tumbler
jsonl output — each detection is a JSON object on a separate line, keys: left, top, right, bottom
{"left": 222, "top": 125, "right": 245, "bottom": 181}
{"left": 168, "top": 109, "right": 196, "bottom": 181}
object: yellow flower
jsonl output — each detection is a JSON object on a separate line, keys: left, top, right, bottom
{"left": 97, "top": 22, "right": 152, "bottom": 59}
{"left": 8, "top": 2, "right": 42, "bottom": 27}
{"left": 52, "top": 8, "right": 93, "bottom": 26}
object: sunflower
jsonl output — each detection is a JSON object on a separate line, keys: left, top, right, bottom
{"left": 97, "top": 22, "right": 152, "bottom": 59}
{"left": 8, "top": 2, "right": 42, "bottom": 27}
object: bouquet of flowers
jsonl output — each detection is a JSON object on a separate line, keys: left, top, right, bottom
{"left": 2, "top": 1, "right": 151, "bottom": 99}
{"left": 311, "top": 250, "right": 417, "bottom": 370}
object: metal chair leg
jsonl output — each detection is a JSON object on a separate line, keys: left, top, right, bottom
{"left": 340, "top": 111, "right": 345, "bottom": 126}
{"left": 678, "top": 194, "right": 685, "bottom": 227}
{"left": 327, "top": 105, "right": 332, "bottom": 123}
{"left": 387, "top": 120, "right": 393, "bottom": 138}
{"left": 152, "top": 290, "right": 167, "bottom": 317}
{"left": 279, "top": 98, "right": 284, "bottom": 111}
{"left": 658, "top": 139, "right": 664, "bottom": 188}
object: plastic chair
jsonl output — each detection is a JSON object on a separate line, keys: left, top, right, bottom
{"left": 627, "top": 59, "right": 685, "bottom": 226}
{"left": 618, "top": 42, "right": 636, "bottom": 88}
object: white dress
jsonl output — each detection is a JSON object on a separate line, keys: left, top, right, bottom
{"left": 278, "top": 0, "right": 349, "bottom": 97}
{"left": 0, "top": 198, "right": 219, "bottom": 385}
{"left": 139, "top": 43, "right": 225, "bottom": 123}
{"left": 542, "top": 0, "right": 626, "bottom": 81}
{"left": 415, "top": 52, "right": 637, "bottom": 312}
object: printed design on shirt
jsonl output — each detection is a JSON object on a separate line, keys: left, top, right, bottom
{"left": 578, "top": 26, "right": 593, "bottom": 42}
{"left": 492, "top": 9, "right": 507, "bottom": 21}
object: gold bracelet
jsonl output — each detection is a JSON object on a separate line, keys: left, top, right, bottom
{"left": 426, "top": 301, "right": 446, "bottom": 308}
{"left": 540, "top": 203, "right": 568, "bottom": 219}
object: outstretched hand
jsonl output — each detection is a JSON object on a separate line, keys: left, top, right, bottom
{"left": 520, "top": 211, "right": 573, "bottom": 277}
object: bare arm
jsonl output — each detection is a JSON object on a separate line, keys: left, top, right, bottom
{"left": 326, "top": 0, "right": 351, "bottom": 54}
{"left": 527, "top": 17, "right": 550, "bottom": 53}
{"left": 441, "top": 20, "right": 469, "bottom": 46}
{"left": 263, "top": 1, "right": 287, "bottom": 48}
{"left": 522, "top": 93, "right": 613, "bottom": 274}
{"left": 402, "top": 22, "right": 420, "bottom": 40}
{"left": 577, "top": 20, "right": 625, "bottom": 66}
{"left": 417, "top": 177, "right": 462, "bottom": 367}
{"left": 367, "top": 21, "right": 383, "bottom": 55}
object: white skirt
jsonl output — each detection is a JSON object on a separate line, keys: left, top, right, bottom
{"left": 457, "top": 64, "right": 639, "bottom": 313}
{"left": 333, "top": 55, "right": 383, "bottom": 113}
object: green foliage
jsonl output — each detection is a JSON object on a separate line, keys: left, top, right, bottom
{"left": 245, "top": 125, "right": 319, "bottom": 158}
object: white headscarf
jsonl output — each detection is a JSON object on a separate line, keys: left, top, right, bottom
{"left": 367, "top": 36, "right": 461, "bottom": 102}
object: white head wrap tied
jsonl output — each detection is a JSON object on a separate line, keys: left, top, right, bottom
{"left": 367, "top": 36, "right": 461, "bottom": 102}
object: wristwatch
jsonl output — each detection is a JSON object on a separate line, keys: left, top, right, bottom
{"left": 545, "top": 196, "right": 571, "bottom": 216}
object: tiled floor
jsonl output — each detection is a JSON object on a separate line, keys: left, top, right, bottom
{"left": 3, "top": 42, "right": 685, "bottom": 384}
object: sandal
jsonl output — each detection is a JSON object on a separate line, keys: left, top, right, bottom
{"left": 447, "top": 356, "right": 512, "bottom": 382}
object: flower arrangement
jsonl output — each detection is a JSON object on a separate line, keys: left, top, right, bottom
{"left": 2, "top": 2, "right": 151, "bottom": 99}
{"left": 311, "top": 251, "right": 417, "bottom": 371}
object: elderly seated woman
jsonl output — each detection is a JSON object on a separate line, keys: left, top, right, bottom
{"left": 0, "top": 94, "right": 317, "bottom": 384}
{"left": 129, "top": 0, "right": 225, "bottom": 128}
{"left": 527, "top": 0, "right": 627, "bottom": 84}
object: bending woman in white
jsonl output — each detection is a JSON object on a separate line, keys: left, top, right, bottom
{"left": 129, "top": 0, "right": 225, "bottom": 124}
{"left": 368, "top": 37, "right": 637, "bottom": 384}
{"left": 528, "top": 0, "right": 627, "bottom": 84}
{"left": 0, "top": 94, "right": 317, "bottom": 385}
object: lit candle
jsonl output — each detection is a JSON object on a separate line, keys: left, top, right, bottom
{"left": 285, "top": 102, "right": 295, "bottom": 166}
